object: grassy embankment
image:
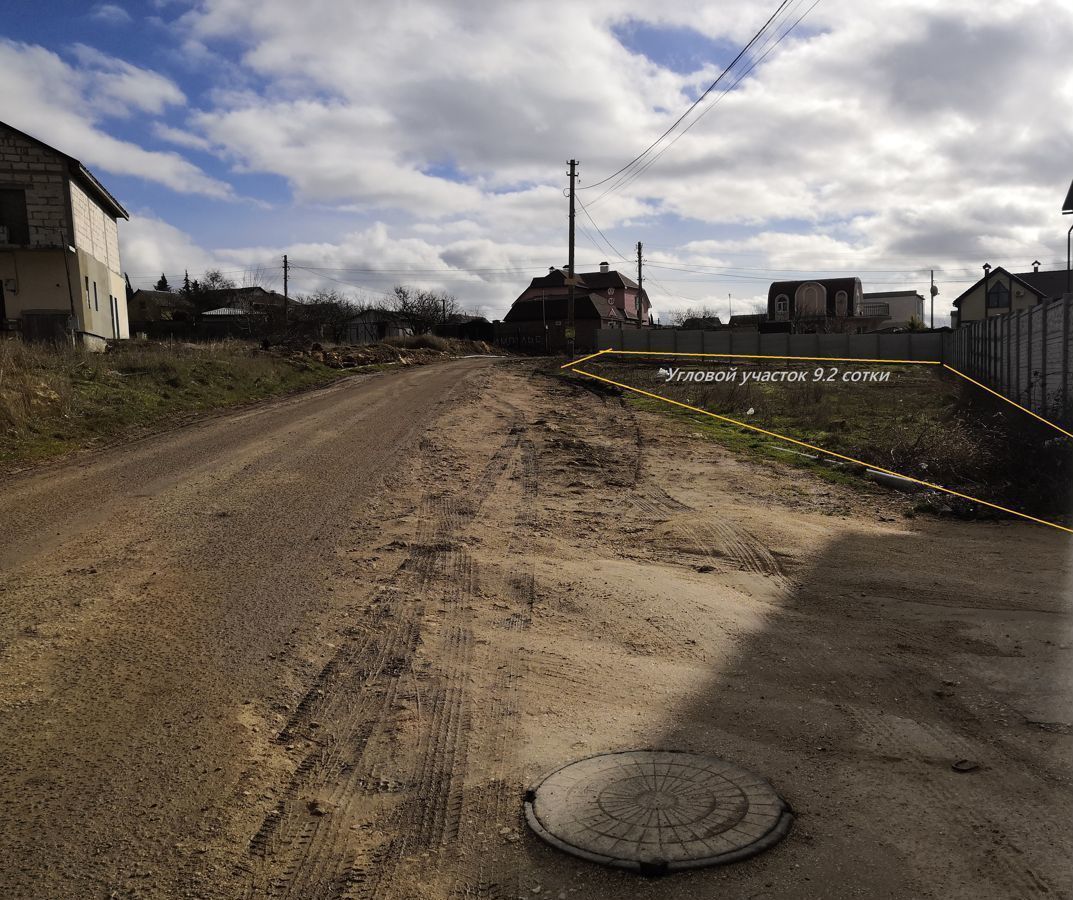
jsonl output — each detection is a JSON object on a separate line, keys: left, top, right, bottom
{"left": 573, "top": 357, "right": 1072, "bottom": 519}
{"left": 0, "top": 335, "right": 487, "bottom": 469}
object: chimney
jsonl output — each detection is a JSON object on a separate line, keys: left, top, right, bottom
{"left": 548, "top": 267, "right": 556, "bottom": 273}
{"left": 1032, "top": 260, "right": 1041, "bottom": 272}
{"left": 600, "top": 261, "right": 609, "bottom": 273}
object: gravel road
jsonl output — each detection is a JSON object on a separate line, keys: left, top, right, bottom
{"left": 0, "top": 357, "right": 1069, "bottom": 899}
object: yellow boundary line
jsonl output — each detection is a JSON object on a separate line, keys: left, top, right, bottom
{"left": 943, "top": 364, "right": 1073, "bottom": 441}
{"left": 599, "top": 349, "right": 941, "bottom": 365}
{"left": 569, "top": 366, "right": 1072, "bottom": 535}
{"left": 560, "top": 348, "right": 609, "bottom": 369}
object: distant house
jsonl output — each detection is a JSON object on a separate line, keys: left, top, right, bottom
{"left": 727, "top": 313, "right": 763, "bottom": 330}
{"left": 680, "top": 315, "right": 722, "bottom": 330}
{"left": 128, "top": 289, "right": 196, "bottom": 335}
{"left": 497, "top": 263, "right": 650, "bottom": 352}
{"left": 196, "top": 285, "right": 288, "bottom": 323}
{"left": 766, "top": 277, "right": 884, "bottom": 333}
{"left": 346, "top": 308, "right": 412, "bottom": 344}
{"left": 948, "top": 265, "right": 1065, "bottom": 327}
{"left": 432, "top": 314, "right": 494, "bottom": 342}
{"left": 0, "top": 120, "right": 129, "bottom": 346}
{"left": 862, "top": 290, "right": 925, "bottom": 330}
{"left": 200, "top": 305, "right": 268, "bottom": 338}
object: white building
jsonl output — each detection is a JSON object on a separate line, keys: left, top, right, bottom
{"left": 862, "top": 290, "right": 925, "bottom": 330}
{"left": 0, "top": 121, "right": 130, "bottom": 346}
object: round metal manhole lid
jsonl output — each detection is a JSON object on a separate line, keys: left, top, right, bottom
{"left": 523, "top": 750, "right": 792, "bottom": 874}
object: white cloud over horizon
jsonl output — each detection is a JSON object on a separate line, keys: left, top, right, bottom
{"left": 4, "top": 1, "right": 1073, "bottom": 322}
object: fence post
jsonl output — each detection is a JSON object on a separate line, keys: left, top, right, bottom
{"left": 1027, "top": 307, "right": 1035, "bottom": 408}
{"left": 1041, "top": 300, "right": 1049, "bottom": 417}
{"left": 1062, "top": 298, "right": 1070, "bottom": 425}
{"left": 1015, "top": 311, "right": 1021, "bottom": 401}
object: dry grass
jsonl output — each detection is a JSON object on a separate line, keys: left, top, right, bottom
{"left": 0, "top": 339, "right": 343, "bottom": 468}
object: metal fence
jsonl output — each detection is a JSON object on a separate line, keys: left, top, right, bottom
{"left": 595, "top": 327, "right": 945, "bottom": 361}
{"left": 944, "top": 299, "right": 1072, "bottom": 427}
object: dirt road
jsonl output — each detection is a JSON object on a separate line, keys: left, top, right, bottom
{"left": 0, "top": 358, "right": 1069, "bottom": 899}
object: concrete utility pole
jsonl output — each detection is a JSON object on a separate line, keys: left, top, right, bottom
{"left": 567, "top": 159, "right": 578, "bottom": 356}
{"left": 636, "top": 241, "right": 643, "bottom": 323}
{"left": 282, "top": 253, "right": 289, "bottom": 324}
{"left": 930, "top": 269, "right": 938, "bottom": 329}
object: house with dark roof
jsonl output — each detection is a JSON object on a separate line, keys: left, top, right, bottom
{"left": 496, "top": 263, "right": 651, "bottom": 352}
{"left": 0, "top": 120, "right": 130, "bottom": 346}
{"left": 128, "top": 289, "right": 197, "bottom": 336}
{"left": 766, "top": 277, "right": 884, "bottom": 333}
{"left": 949, "top": 264, "right": 1068, "bottom": 327}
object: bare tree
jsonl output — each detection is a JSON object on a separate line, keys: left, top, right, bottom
{"left": 391, "top": 285, "right": 459, "bottom": 334}
{"left": 291, "top": 289, "right": 369, "bottom": 343}
{"left": 669, "top": 304, "right": 721, "bottom": 327}
{"left": 201, "top": 269, "right": 237, "bottom": 291}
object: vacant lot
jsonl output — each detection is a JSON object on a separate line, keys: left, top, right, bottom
{"left": 580, "top": 355, "right": 1073, "bottom": 525}
{"left": 0, "top": 358, "right": 1069, "bottom": 899}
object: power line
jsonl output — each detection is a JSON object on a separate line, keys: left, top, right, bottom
{"left": 588, "top": 0, "right": 818, "bottom": 209}
{"left": 578, "top": 0, "right": 795, "bottom": 194}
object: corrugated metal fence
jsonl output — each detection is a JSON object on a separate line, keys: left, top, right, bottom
{"left": 943, "top": 299, "right": 1072, "bottom": 428}
{"left": 596, "top": 328, "right": 945, "bottom": 361}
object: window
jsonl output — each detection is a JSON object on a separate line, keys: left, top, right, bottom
{"left": 0, "top": 189, "right": 30, "bottom": 245}
{"left": 85, "top": 276, "right": 90, "bottom": 307}
{"left": 93, "top": 281, "right": 98, "bottom": 312}
{"left": 774, "top": 294, "right": 789, "bottom": 320}
{"left": 835, "top": 290, "right": 848, "bottom": 316}
{"left": 986, "top": 281, "right": 1010, "bottom": 309}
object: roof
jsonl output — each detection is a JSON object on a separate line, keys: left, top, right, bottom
{"left": 768, "top": 277, "right": 861, "bottom": 300}
{"left": 864, "top": 290, "right": 925, "bottom": 299}
{"left": 522, "top": 267, "right": 640, "bottom": 294}
{"left": 503, "top": 293, "right": 625, "bottom": 323}
{"left": 0, "top": 120, "right": 129, "bottom": 220}
{"left": 1064, "top": 178, "right": 1073, "bottom": 214}
{"left": 1012, "top": 268, "right": 1071, "bottom": 300}
{"left": 202, "top": 306, "right": 255, "bottom": 316}
{"left": 728, "top": 314, "right": 762, "bottom": 327}
{"left": 950, "top": 267, "right": 1046, "bottom": 308}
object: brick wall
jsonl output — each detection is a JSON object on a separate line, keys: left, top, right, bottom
{"left": 70, "top": 179, "right": 122, "bottom": 275}
{"left": 0, "top": 125, "right": 69, "bottom": 247}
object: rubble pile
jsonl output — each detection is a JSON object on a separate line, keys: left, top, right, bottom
{"left": 263, "top": 339, "right": 495, "bottom": 370}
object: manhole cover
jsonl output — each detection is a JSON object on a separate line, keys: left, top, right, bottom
{"left": 523, "top": 750, "right": 792, "bottom": 874}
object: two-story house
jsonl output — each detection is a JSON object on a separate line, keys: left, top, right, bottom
{"left": 0, "top": 121, "right": 130, "bottom": 346}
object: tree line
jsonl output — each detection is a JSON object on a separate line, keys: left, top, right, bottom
{"left": 146, "top": 268, "right": 471, "bottom": 341}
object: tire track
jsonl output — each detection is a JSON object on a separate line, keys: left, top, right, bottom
{"left": 237, "top": 412, "right": 520, "bottom": 900}
{"left": 851, "top": 708, "right": 1066, "bottom": 897}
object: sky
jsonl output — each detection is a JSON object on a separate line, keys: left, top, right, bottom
{"left": 2, "top": 0, "right": 1072, "bottom": 324}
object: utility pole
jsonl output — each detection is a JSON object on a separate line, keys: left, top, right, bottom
{"left": 282, "top": 253, "right": 289, "bottom": 324}
{"left": 929, "top": 269, "right": 938, "bottom": 329}
{"left": 636, "top": 241, "right": 643, "bottom": 324}
{"left": 567, "top": 159, "right": 578, "bottom": 357}
{"left": 728, "top": 292, "right": 733, "bottom": 322}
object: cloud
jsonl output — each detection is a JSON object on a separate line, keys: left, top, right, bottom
{"left": 114, "top": 0, "right": 1073, "bottom": 321}
{"left": 0, "top": 40, "right": 232, "bottom": 199}
{"left": 71, "top": 43, "right": 185, "bottom": 116}
{"left": 91, "top": 3, "right": 132, "bottom": 25}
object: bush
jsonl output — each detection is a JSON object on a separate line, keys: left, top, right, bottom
{"left": 384, "top": 334, "right": 448, "bottom": 352}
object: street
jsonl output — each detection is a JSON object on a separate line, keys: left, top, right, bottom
{"left": 0, "top": 358, "right": 1069, "bottom": 899}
